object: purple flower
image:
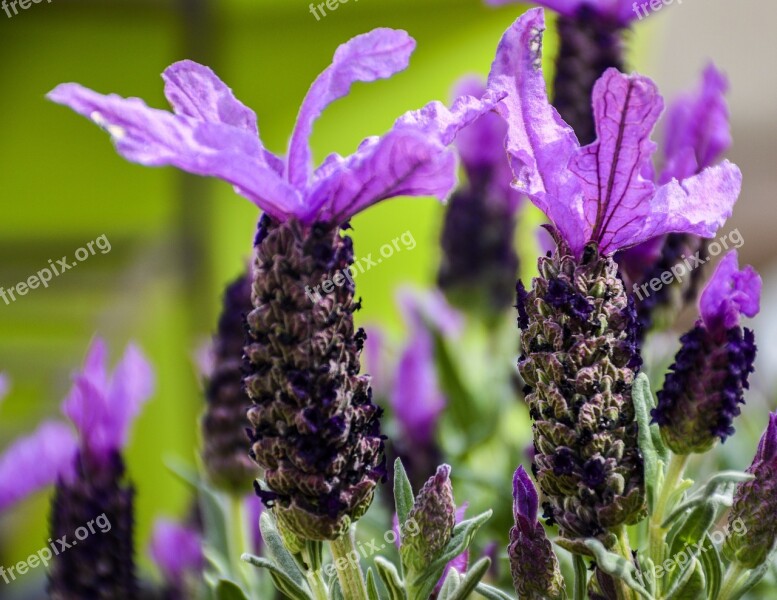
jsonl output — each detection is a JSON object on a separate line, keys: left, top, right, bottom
{"left": 652, "top": 251, "right": 761, "bottom": 453}
{"left": 149, "top": 518, "right": 204, "bottom": 587}
{"left": 49, "top": 30, "right": 503, "bottom": 227}
{"left": 486, "top": 9, "right": 741, "bottom": 259}
{"left": 486, "top": 0, "right": 644, "bottom": 27}
{"left": 0, "top": 421, "right": 78, "bottom": 511}
{"left": 699, "top": 250, "right": 761, "bottom": 337}
{"left": 62, "top": 338, "right": 154, "bottom": 465}
{"left": 0, "top": 373, "right": 8, "bottom": 403}
{"left": 512, "top": 466, "right": 539, "bottom": 535}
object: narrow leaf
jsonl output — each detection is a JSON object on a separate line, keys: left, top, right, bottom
{"left": 241, "top": 553, "right": 312, "bottom": 600}
{"left": 583, "top": 539, "right": 652, "bottom": 600}
{"left": 632, "top": 373, "right": 661, "bottom": 512}
{"left": 259, "top": 511, "right": 306, "bottom": 586}
{"left": 215, "top": 579, "right": 250, "bottom": 600}
{"left": 573, "top": 554, "right": 587, "bottom": 600}
{"left": 474, "top": 583, "right": 515, "bottom": 600}
{"left": 448, "top": 557, "right": 491, "bottom": 600}
{"left": 366, "top": 568, "right": 383, "bottom": 600}
{"left": 375, "top": 556, "right": 407, "bottom": 600}
{"left": 394, "top": 458, "right": 415, "bottom": 528}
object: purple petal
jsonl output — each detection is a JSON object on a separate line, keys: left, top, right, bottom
{"left": 149, "top": 518, "right": 203, "bottom": 585}
{"left": 755, "top": 412, "right": 777, "bottom": 464}
{"left": 571, "top": 69, "right": 663, "bottom": 256}
{"left": 0, "top": 421, "right": 78, "bottom": 511}
{"left": 512, "top": 465, "right": 538, "bottom": 528}
{"left": 245, "top": 494, "right": 264, "bottom": 553}
{"left": 699, "top": 251, "right": 762, "bottom": 332}
{"left": 107, "top": 344, "right": 155, "bottom": 450}
{"left": 397, "top": 288, "right": 463, "bottom": 337}
{"left": 47, "top": 83, "right": 302, "bottom": 220}
{"left": 163, "top": 60, "right": 284, "bottom": 175}
{"left": 286, "top": 28, "right": 416, "bottom": 188}
{"left": 486, "top": 9, "right": 586, "bottom": 254}
{"left": 660, "top": 64, "right": 731, "bottom": 183}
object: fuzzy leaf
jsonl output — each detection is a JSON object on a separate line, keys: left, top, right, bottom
{"left": 633, "top": 373, "right": 664, "bottom": 513}
{"left": 699, "top": 535, "right": 723, "bottom": 600}
{"left": 374, "top": 556, "right": 407, "bottom": 600}
{"left": 259, "top": 512, "right": 307, "bottom": 587}
{"left": 241, "top": 553, "right": 312, "bottom": 600}
{"left": 584, "top": 539, "right": 652, "bottom": 600}
{"left": 447, "top": 557, "right": 491, "bottom": 600}
{"left": 726, "top": 560, "right": 771, "bottom": 600}
{"left": 394, "top": 458, "right": 415, "bottom": 528}
{"left": 665, "top": 560, "right": 705, "bottom": 600}
{"left": 215, "top": 579, "right": 249, "bottom": 600}
{"left": 438, "top": 568, "right": 461, "bottom": 599}
{"left": 474, "top": 583, "right": 515, "bottom": 600}
{"left": 366, "top": 568, "right": 383, "bottom": 600}
{"left": 573, "top": 554, "right": 587, "bottom": 600}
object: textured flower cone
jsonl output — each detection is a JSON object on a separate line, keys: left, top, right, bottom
{"left": 634, "top": 236, "right": 709, "bottom": 339}
{"left": 48, "top": 453, "right": 136, "bottom": 600}
{"left": 245, "top": 216, "right": 385, "bottom": 542}
{"left": 202, "top": 272, "right": 259, "bottom": 492}
{"left": 400, "top": 465, "right": 456, "bottom": 572}
{"left": 517, "top": 241, "right": 645, "bottom": 551}
{"left": 508, "top": 521, "right": 565, "bottom": 600}
{"left": 552, "top": 7, "right": 625, "bottom": 145}
{"left": 652, "top": 326, "right": 755, "bottom": 454}
{"left": 437, "top": 183, "right": 519, "bottom": 318}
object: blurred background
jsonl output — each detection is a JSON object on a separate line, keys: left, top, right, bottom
{"left": 1, "top": 0, "right": 775, "bottom": 596}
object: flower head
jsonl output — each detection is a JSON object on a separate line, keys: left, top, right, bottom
{"left": 652, "top": 251, "right": 760, "bottom": 453}
{"left": 49, "top": 30, "right": 502, "bottom": 228}
{"left": 508, "top": 466, "right": 566, "bottom": 600}
{"left": 149, "top": 518, "right": 204, "bottom": 587}
{"left": 487, "top": 0, "right": 646, "bottom": 27}
{"left": 725, "top": 413, "right": 777, "bottom": 568}
{"left": 487, "top": 9, "right": 741, "bottom": 259}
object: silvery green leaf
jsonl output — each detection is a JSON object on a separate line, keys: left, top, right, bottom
{"left": 241, "top": 553, "right": 312, "bottom": 600}
{"left": 437, "top": 567, "right": 460, "bottom": 600}
{"left": 447, "top": 557, "right": 491, "bottom": 600}
{"left": 366, "top": 568, "right": 383, "bottom": 600}
{"left": 474, "top": 583, "right": 515, "bottom": 600}
{"left": 668, "top": 501, "right": 715, "bottom": 559}
{"left": 727, "top": 561, "right": 770, "bottom": 600}
{"left": 634, "top": 554, "right": 656, "bottom": 596}
{"left": 203, "top": 546, "right": 231, "bottom": 579}
{"left": 259, "top": 511, "right": 306, "bottom": 587}
{"left": 698, "top": 535, "right": 722, "bottom": 600}
{"left": 215, "top": 579, "right": 249, "bottom": 600}
{"left": 374, "top": 556, "right": 407, "bottom": 600}
{"left": 200, "top": 486, "right": 230, "bottom": 573}
{"left": 662, "top": 471, "right": 751, "bottom": 528}
{"left": 583, "top": 539, "right": 651, "bottom": 600}
{"left": 409, "top": 510, "right": 492, "bottom": 600}
{"left": 632, "top": 373, "right": 664, "bottom": 513}
{"left": 331, "top": 579, "right": 345, "bottom": 600}
{"left": 394, "top": 458, "right": 414, "bottom": 529}
{"left": 573, "top": 554, "right": 587, "bottom": 600}
{"left": 665, "top": 559, "right": 704, "bottom": 600}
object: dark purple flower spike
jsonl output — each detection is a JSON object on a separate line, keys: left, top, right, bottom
{"left": 652, "top": 251, "right": 761, "bottom": 454}
{"left": 508, "top": 466, "right": 565, "bottom": 600}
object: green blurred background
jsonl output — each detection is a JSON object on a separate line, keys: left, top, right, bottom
{"left": 1, "top": 0, "right": 775, "bottom": 595}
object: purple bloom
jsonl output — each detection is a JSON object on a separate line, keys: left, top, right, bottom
{"left": 512, "top": 466, "right": 539, "bottom": 535}
{"left": 149, "top": 518, "right": 204, "bottom": 586}
{"left": 0, "top": 421, "right": 78, "bottom": 511}
{"left": 486, "top": 0, "right": 644, "bottom": 27}
{"left": 487, "top": 9, "right": 741, "bottom": 259}
{"left": 699, "top": 250, "right": 761, "bottom": 337}
{"left": 49, "top": 30, "right": 503, "bottom": 227}
{"left": 62, "top": 338, "right": 154, "bottom": 465}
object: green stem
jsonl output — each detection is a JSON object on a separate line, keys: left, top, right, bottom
{"left": 228, "top": 493, "right": 253, "bottom": 589}
{"left": 330, "top": 529, "right": 368, "bottom": 600}
{"left": 613, "top": 526, "right": 636, "bottom": 600}
{"left": 648, "top": 453, "right": 689, "bottom": 595}
{"left": 718, "top": 563, "right": 748, "bottom": 600}
{"left": 302, "top": 546, "right": 329, "bottom": 600}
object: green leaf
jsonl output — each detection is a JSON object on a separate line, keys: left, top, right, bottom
{"left": 200, "top": 486, "right": 231, "bottom": 574}
{"left": 632, "top": 373, "right": 664, "bottom": 513}
{"left": 665, "top": 559, "right": 705, "bottom": 600}
{"left": 668, "top": 501, "right": 715, "bottom": 560}
{"left": 573, "top": 554, "right": 587, "bottom": 600}
{"left": 438, "top": 567, "right": 461, "bottom": 600}
{"left": 366, "top": 568, "right": 383, "bottom": 600}
{"left": 374, "top": 556, "right": 407, "bottom": 600}
{"left": 394, "top": 458, "right": 415, "bottom": 529}
{"left": 259, "top": 512, "right": 307, "bottom": 587}
{"left": 583, "top": 539, "right": 652, "bottom": 600}
{"left": 215, "top": 579, "right": 249, "bottom": 600}
{"left": 331, "top": 580, "right": 345, "bottom": 600}
{"left": 474, "top": 583, "right": 515, "bottom": 600}
{"left": 727, "top": 561, "right": 770, "bottom": 600}
{"left": 433, "top": 332, "right": 480, "bottom": 435}
{"left": 698, "top": 535, "right": 723, "bottom": 600}
{"left": 241, "top": 553, "right": 312, "bottom": 600}
{"left": 662, "top": 471, "right": 751, "bottom": 529}
{"left": 447, "top": 557, "right": 491, "bottom": 600}
{"left": 408, "top": 510, "right": 492, "bottom": 600}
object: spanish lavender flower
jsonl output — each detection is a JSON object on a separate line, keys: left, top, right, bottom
{"left": 488, "top": 8, "right": 741, "bottom": 548}
{"left": 48, "top": 30, "right": 500, "bottom": 543}
{"left": 50, "top": 339, "right": 154, "bottom": 600}
{"left": 400, "top": 465, "right": 457, "bottom": 573}
{"left": 652, "top": 251, "right": 760, "bottom": 454}
{"left": 201, "top": 272, "right": 259, "bottom": 492}
{"left": 509, "top": 466, "right": 565, "bottom": 600}
{"left": 725, "top": 412, "right": 777, "bottom": 569}
{"left": 438, "top": 78, "right": 521, "bottom": 318}
{"left": 620, "top": 66, "right": 733, "bottom": 336}
{"left": 149, "top": 518, "right": 204, "bottom": 600}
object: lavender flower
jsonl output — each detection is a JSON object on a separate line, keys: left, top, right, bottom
{"left": 620, "top": 65, "right": 733, "bottom": 335}
{"left": 201, "top": 272, "right": 259, "bottom": 492}
{"left": 48, "top": 29, "right": 500, "bottom": 543}
{"left": 652, "top": 251, "right": 760, "bottom": 454}
{"left": 438, "top": 78, "right": 521, "bottom": 317}
{"left": 725, "top": 413, "right": 777, "bottom": 569}
{"left": 508, "top": 466, "right": 565, "bottom": 600}
{"left": 149, "top": 518, "right": 204, "bottom": 599}
{"left": 488, "top": 8, "right": 741, "bottom": 549}
{"left": 400, "top": 465, "right": 457, "bottom": 572}
{"left": 50, "top": 339, "right": 154, "bottom": 600}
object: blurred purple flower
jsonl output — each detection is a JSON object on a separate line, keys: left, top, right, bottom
{"left": 699, "top": 250, "right": 761, "bottom": 337}
{"left": 246, "top": 493, "right": 264, "bottom": 554}
{"left": 486, "top": 8, "right": 741, "bottom": 258}
{"left": 49, "top": 30, "right": 503, "bottom": 227}
{"left": 0, "top": 373, "right": 8, "bottom": 403}
{"left": 149, "top": 518, "right": 204, "bottom": 586}
{"left": 486, "top": 0, "right": 644, "bottom": 26}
